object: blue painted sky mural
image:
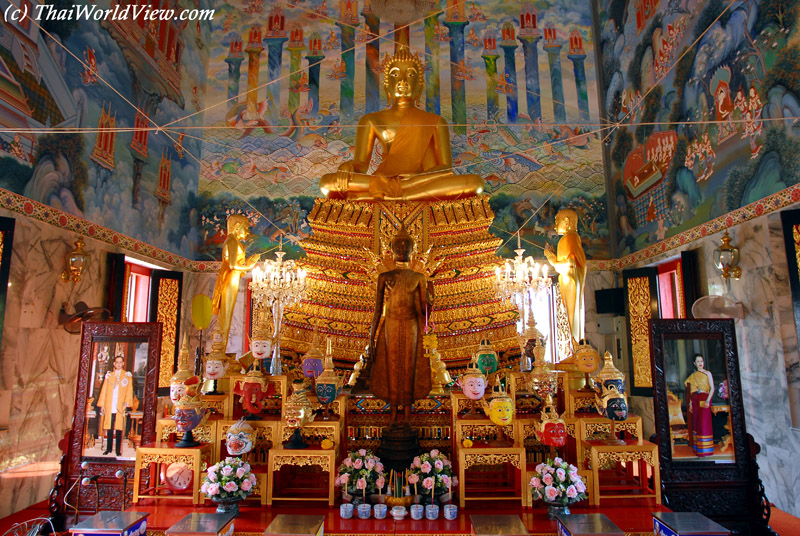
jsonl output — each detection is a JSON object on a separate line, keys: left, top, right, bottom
{"left": 0, "top": 0, "right": 210, "bottom": 258}
{"left": 596, "top": 0, "right": 800, "bottom": 255}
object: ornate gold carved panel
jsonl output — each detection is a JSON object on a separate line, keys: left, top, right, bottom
{"left": 627, "top": 276, "right": 653, "bottom": 389}
{"left": 155, "top": 278, "right": 179, "bottom": 388}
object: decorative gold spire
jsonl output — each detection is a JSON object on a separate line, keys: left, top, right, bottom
{"left": 170, "top": 334, "right": 195, "bottom": 385}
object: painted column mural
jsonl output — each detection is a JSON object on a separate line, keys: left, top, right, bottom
{"left": 481, "top": 31, "right": 501, "bottom": 121}
{"left": 362, "top": 3, "right": 381, "bottom": 114}
{"left": 190, "top": 0, "right": 608, "bottom": 262}
{"left": 500, "top": 22, "right": 519, "bottom": 123}
{"left": 567, "top": 29, "right": 589, "bottom": 122}
{"left": 543, "top": 23, "right": 566, "bottom": 124}
{"left": 225, "top": 38, "right": 244, "bottom": 110}
{"left": 424, "top": 9, "right": 442, "bottom": 115}
{"left": 518, "top": 3, "right": 543, "bottom": 122}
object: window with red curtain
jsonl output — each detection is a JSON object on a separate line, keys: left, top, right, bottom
{"left": 656, "top": 258, "right": 686, "bottom": 319}
{"left": 125, "top": 262, "right": 151, "bottom": 322}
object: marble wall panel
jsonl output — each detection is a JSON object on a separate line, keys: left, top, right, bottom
{"left": 0, "top": 208, "right": 117, "bottom": 519}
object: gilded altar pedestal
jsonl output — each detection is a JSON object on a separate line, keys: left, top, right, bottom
{"left": 281, "top": 197, "right": 519, "bottom": 368}
{"left": 133, "top": 442, "right": 213, "bottom": 505}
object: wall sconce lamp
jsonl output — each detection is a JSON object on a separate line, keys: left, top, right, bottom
{"left": 61, "top": 237, "right": 88, "bottom": 283}
{"left": 713, "top": 229, "right": 741, "bottom": 281}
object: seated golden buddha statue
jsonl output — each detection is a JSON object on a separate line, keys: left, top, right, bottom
{"left": 319, "top": 48, "right": 484, "bottom": 201}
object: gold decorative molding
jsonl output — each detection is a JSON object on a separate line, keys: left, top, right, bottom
{"left": 158, "top": 422, "right": 214, "bottom": 443}
{"left": 627, "top": 276, "right": 653, "bottom": 389}
{"left": 156, "top": 278, "right": 179, "bottom": 388}
{"left": 272, "top": 454, "right": 331, "bottom": 471}
{"left": 463, "top": 452, "right": 522, "bottom": 470}
{"left": 140, "top": 453, "right": 196, "bottom": 466}
{"left": 597, "top": 450, "right": 654, "bottom": 467}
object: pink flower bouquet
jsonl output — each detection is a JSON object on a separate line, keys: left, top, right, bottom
{"left": 201, "top": 457, "right": 257, "bottom": 501}
{"left": 335, "top": 449, "right": 386, "bottom": 502}
{"left": 407, "top": 449, "right": 457, "bottom": 501}
{"left": 529, "top": 458, "right": 587, "bottom": 506}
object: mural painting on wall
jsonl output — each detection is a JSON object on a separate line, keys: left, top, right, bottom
{"left": 597, "top": 0, "right": 800, "bottom": 255}
{"left": 0, "top": 0, "right": 210, "bottom": 258}
{"left": 199, "top": 0, "right": 610, "bottom": 261}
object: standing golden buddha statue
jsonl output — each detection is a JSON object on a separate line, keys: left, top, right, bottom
{"left": 368, "top": 226, "right": 432, "bottom": 426}
{"left": 211, "top": 215, "right": 262, "bottom": 349}
{"left": 544, "top": 209, "right": 587, "bottom": 345}
{"left": 318, "top": 47, "right": 484, "bottom": 201}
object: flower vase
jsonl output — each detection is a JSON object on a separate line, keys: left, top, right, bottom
{"left": 212, "top": 495, "right": 243, "bottom": 516}
{"left": 544, "top": 501, "right": 570, "bottom": 520}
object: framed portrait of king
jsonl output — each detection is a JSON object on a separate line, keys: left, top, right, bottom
{"left": 49, "top": 322, "right": 162, "bottom": 521}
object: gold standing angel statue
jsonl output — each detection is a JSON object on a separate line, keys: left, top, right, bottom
{"left": 318, "top": 47, "right": 484, "bottom": 201}
{"left": 544, "top": 209, "right": 587, "bottom": 345}
{"left": 211, "top": 215, "right": 262, "bottom": 349}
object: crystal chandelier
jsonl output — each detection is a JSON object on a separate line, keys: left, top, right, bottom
{"left": 495, "top": 235, "right": 552, "bottom": 371}
{"left": 494, "top": 237, "right": 551, "bottom": 318}
{"left": 249, "top": 248, "right": 307, "bottom": 375}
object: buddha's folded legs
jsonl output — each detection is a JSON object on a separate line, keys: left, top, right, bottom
{"left": 319, "top": 170, "right": 484, "bottom": 201}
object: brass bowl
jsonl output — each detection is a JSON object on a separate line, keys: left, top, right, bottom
{"left": 384, "top": 495, "right": 415, "bottom": 508}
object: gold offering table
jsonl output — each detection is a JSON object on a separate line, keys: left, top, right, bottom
{"left": 582, "top": 438, "right": 661, "bottom": 507}
{"left": 457, "top": 446, "right": 525, "bottom": 508}
{"left": 165, "top": 513, "right": 236, "bottom": 536}
{"left": 156, "top": 419, "right": 218, "bottom": 459}
{"left": 133, "top": 442, "right": 213, "bottom": 505}
{"left": 576, "top": 414, "right": 643, "bottom": 463}
{"left": 265, "top": 446, "right": 339, "bottom": 506}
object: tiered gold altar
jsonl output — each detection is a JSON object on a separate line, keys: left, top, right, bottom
{"left": 281, "top": 197, "right": 520, "bottom": 367}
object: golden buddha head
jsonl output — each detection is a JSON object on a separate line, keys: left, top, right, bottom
{"left": 227, "top": 214, "right": 254, "bottom": 240}
{"left": 391, "top": 225, "right": 414, "bottom": 261}
{"left": 383, "top": 48, "right": 425, "bottom": 106}
{"left": 574, "top": 341, "right": 600, "bottom": 374}
{"left": 554, "top": 208, "right": 578, "bottom": 234}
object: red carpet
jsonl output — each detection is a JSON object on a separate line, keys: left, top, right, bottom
{"left": 2, "top": 500, "right": 796, "bottom": 535}
{"left": 769, "top": 506, "right": 800, "bottom": 536}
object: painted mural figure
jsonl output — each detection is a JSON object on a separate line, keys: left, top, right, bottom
{"left": 744, "top": 86, "right": 763, "bottom": 159}
{"left": 318, "top": 48, "right": 484, "bottom": 201}
{"left": 685, "top": 353, "right": 715, "bottom": 457}
{"left": 714, "top": 78, "right": 736, "bottom": 143}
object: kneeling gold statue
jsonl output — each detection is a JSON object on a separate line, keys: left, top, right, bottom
{"left": 319, "top": 48, "right": 484, "bottom": 201}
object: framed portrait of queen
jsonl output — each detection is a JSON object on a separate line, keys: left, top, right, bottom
{"left": 649, "top": 319, "right": 769, "bottom": 531}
